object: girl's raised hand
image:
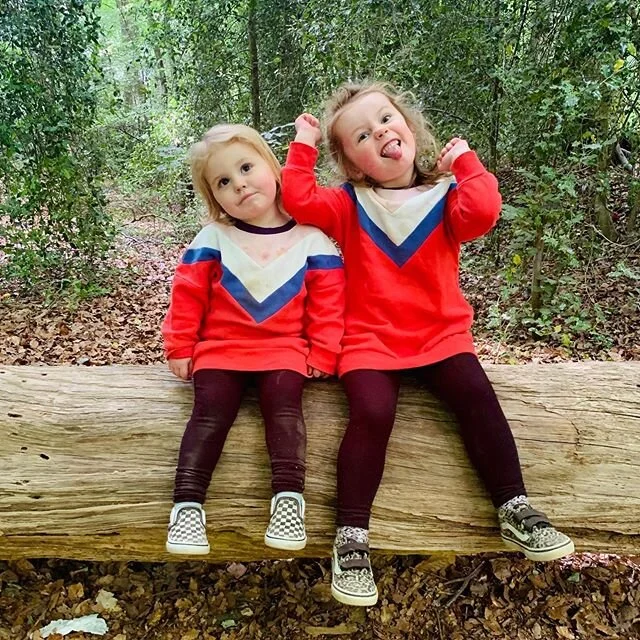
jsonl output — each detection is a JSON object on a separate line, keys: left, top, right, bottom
{"left": 168, "top": 357, "right": 192, "bottom": 381}
{"left": 294, "top": 113, "right": 322, "bottom": 148}
{"left": 437, "top": 137, "right": 471, "bottom": 172}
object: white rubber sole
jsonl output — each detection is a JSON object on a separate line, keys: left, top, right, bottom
{"left": 331, "top": 582, "right": 378, "bottom": 607}
{"left": 166, "top": 541, "right": 210, "bottom": 555}
{"left": 502, "top": 537, "right": 575, "bottom": 562}
{"left": 264, "top": 534, "right": 307, "bottom": 551}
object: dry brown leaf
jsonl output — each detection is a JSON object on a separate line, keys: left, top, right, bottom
{"left": 95, "top": 589, "right": 120, "bottom": 613}
{"left": 556, "top": 625, "right": 575, "bottom": 639}
{"left": 67, "top": 583, "right": 84, "bottom": 602}
{"left": 305, "top": 623, "right": 359, "bottom": 636}
{"left": 414, "top": 552, "right": 458, "bottom": 573}
{"left": 226, "top": 562, "right": 247, "bottom": 579}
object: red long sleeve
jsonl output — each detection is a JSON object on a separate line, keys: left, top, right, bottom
{"left": 162, "top": 260, "right": 214, "bottom": 360}
{"left": 281, "top": 142, "right": 501, "bottom": 376}
{"left": 445, "top": 150, "right": 502, "bottom": 243}
{"left": 162, "top": 222, "right": 345, "bottom": 376}
{"left": 282, "top": 142, "right": 352, "bottom": 245}
{"left": 304, "top": 263, "right": 346, "bottom": 374}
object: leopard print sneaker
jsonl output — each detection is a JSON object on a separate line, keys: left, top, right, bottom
{"left": 498, "top": 495, "right": 574, "bottom": 561}
{"left": 331, "top": 526, "right": 378, "bottom": 606}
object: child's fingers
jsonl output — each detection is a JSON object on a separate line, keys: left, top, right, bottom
{"left": 307, "top": 366, "right": 328, "bottom": 378}
{"left": 295, "top": 113, "right": 320, "bottom": 129}
{"left": 304, "top": 114, "right": 320, "bottom": 127}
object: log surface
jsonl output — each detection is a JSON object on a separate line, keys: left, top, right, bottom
{"left": 0, "top": 363, "right": 639, "bottom": 562}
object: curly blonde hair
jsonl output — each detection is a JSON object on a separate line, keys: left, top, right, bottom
{"left": 324, "top": 81, "right": 443, "bottom": 187}
{"left": 190, "top": 123, "right": 282, "bottom": 222}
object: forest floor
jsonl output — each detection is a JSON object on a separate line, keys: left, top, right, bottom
{"left": 1, "top": 185, "right": 640, "bottom": 639}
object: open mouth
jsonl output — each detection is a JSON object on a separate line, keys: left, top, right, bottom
{"left": 381, "top": 139, "right": 402, "bottom": 159}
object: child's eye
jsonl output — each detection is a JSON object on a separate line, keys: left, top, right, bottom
{"left": 218, "top": 177, "right": 230, "bottom": 187}
{"left": 381, "top": 114, "right": 392, "bottom": 123}
{"left": 357, "top": 132, "right": 369, "bottom": 143}
{"left": 240, "top": 163, "right": 252, "bottom": 173}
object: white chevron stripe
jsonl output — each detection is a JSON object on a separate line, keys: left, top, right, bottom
{"left": 189, "top": 223, "right": 339, "bottom": 303}
{"left": 355, "top": 177, "right": 455, "bottom": 246}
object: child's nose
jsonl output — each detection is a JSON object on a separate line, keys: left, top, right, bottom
{"left": 375, "top": 126, "right": 389, "bottom": 139}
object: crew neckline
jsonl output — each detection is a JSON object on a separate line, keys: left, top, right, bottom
{"left": 233, "top": 218, "right": 296, "bottom": 235}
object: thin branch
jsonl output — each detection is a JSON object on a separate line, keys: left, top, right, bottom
{"left": 589, "top": 224, "right": 640, "bottom": 248}
{"left": 441, "top": 561, "right": 486, "bottom": 607}
{"left": 615, "top": 143, "right": 635, "bottom": 174}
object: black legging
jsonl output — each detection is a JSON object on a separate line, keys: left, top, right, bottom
{"left": 174, "top": 369, "right": 307, "bottom": 504}
{"left": 337, "top": 353, "right": 526, "bottom": 528}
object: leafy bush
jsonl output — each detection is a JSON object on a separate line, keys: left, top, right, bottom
{"left": 0, "top": 0, "right": 113, "bottom": 294}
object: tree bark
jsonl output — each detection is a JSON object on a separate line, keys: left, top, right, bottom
{"left": 594, "top": 100, "right": 617, "bottom": 241}
{"left": 0, "top": 363, "right": 639, "bottom": 562}
{"left": 488, "top": 0, "right": 502, "bottom": 174}
{"left": 248, "top": 0, "right": 261, "bottom": 130}
{"left": 628, "top": 178, "right": 639, "bottom": 233}
{"left": 114, "top": 0, "right": 145, "bottom": 107}
{"left": 530, "top": 223, "right": 544, "bottom": 316}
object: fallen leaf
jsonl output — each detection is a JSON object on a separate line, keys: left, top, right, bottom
{"left": 305, "top": 623, "right": 359, "bottom": 636}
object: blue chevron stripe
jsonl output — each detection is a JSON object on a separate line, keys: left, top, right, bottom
{"left": 182, "top": 247, "right": 221, "bottom": 264}
{"left": 221, "top": 265, "right": 306, "bottom": 323}
{"left": 307, "top": 254, "right": 343, "bottom": 270}
{"left": 342, "top": 182, "right": 455, "bottom": 267}
{"left": 179, "top": 249, "right": 339, "bottom": 323}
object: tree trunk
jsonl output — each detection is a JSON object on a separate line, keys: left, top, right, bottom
{"left": 153, "top": 46, "right": 168, "bottom": 101}
{"left": 1, "top": 363, "right": 639, "bottom": 562}
{"left": 488, "top": 0, "right": 502, "bottom": 174}
{"left": 248, "top": 0, "right": 261, "bottom": 130}
{"left": 627, "top": 177, "right": 639, "bottom": 233}
{"left": 594, "top": 101, "right": 616, "bottom": 241}
{"left": 114, "top": 0, "right": 145, "bottom": 107}
{"left": 530, "top": 223, "right": 544, "bottom": 316}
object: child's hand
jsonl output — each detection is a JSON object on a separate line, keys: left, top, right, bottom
{"left": 294, "top": 113, "right": 322, "bottom": 148}
{"left": 437, "top": 137, "right": 471, "bottom": 172}
{"left": 307, "top": 365, "right": 329, "bottom": 379}
{"left": 168, "top": 357, "right": 192, "bottom": 381}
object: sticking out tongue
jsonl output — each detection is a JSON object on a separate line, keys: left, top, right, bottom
{"left": 381, "top": 140, "right": 402, "bottom": 159}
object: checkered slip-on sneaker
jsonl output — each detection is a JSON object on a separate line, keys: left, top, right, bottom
{"left": 166, "top": 502, "right": 210, "bottom": 555}
{"left": 264, "top": 492, "right": 307, "bottom": 551}
{"left": 498, "top": 495, "right": 574, "bottom": 562}
{"left": 331, "top": 527, "right": 378, "bottom": 607}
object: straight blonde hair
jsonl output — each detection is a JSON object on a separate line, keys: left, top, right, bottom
{"left": 324, "top": 81, "right": 444, "bottom": 187}
{"left": 190, "top": 123, "right": 282, "bottom": 222}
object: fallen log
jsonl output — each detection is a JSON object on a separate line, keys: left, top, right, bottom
{"left": 0, "top": 363, "right": 639, "bottom": 562}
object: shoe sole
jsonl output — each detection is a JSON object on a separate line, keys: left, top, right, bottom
{"left": 166, "top": 542, "right": 210, "bottom": 555}
{"left": 502, "top": 537, "right": 575, "bottom": 562}
{"left": 264, "top": 534, "right": 307, "bottom": 551}
{"left": 331, "top": 583, "right": 378, "bottom": 607}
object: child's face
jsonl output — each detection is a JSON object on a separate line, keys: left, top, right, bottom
{"left": 333, "top": 92, "right": 416, "bottom": 188}
{"left": 206, "top": 142, "right": 279, "bottom": 223}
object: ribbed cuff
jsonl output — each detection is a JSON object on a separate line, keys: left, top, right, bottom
{"left": 286, "top": 141, "right": 319, "bottom": 168}
{"left": 166, "top": 346, "right": 194, "bottom": 360}
{"left": 307, "top": 344, "right": 338, "bottom": 375}
{"left": 450, "top": 150, "right": 487, "bottom": 180}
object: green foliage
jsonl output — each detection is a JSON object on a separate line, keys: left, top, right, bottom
{"left": 6, "top": 0, "right": 637, "bottom": 338}
{"left": 0, "top": 0, "right": 114, "bottom": 293}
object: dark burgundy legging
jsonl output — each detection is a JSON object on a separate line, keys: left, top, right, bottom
{"left": 337, "top": 353, "right": 527, "bottom": 528}
{"left": 174, "top": 369, "right": 306, "bottom": 504}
